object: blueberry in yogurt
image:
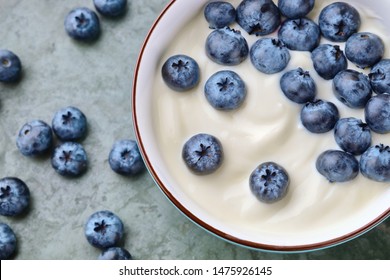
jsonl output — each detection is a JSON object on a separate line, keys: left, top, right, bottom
{"left": 161, "top": 54, "right": 200, "bottom": 91}
{"left": 51, "top": 142, "right": 88, "bottom": 177}
{"left": 364, "top": 93, "right": 390, "bottom": 134}
{"left": 205, "top": 27, "right": 249, "bottom": 66}
{"left": 204, "top": 1, "right": 236, "bottom": 29}
{"left": 278, "top": 0, "right": 315, "bottom": 19}
{"left": 0, "top": 49, "right": 22, "bottom": 83}
{"left": 278, "top": 18, "right": 320, "bottom": 51}
{"left": 182, "top": 133, "right": 223, "bottom": 175}
{"left": 98, "top": 247, "right": 133, "bottom": 260}
{"left": 204, "top": 70, "right": 246, "bottom": 110}
{"left": 332, "top": 69, "right": 372, "bottom": 109}
{"left": 318, "top": 2, "right": 361, "bottom": 42}
{"left": 250, "top": 38, "right": 290, "bottom": 74}
{"left": 0, "top": 177, "right": 30, "bottom": 217}
{"left": 0, "top": 223, "right": 17, "bottom": 260}
{"left": 345, "top": 32, "right": 384, "bottom": 69}
{"left": 236, "top": 0, "right": 281, "bottom": 36}
{"left": 16, "top": 120, "right": 53, "bottom": 157}
{"left": 311, "top": 44, "right": 347, "bottom": 80}
{"left": 93, "top": 0, "right": 127, "bottom": 17}
{"left": 64, "top": 7, "right": 100, "bottom": 41}
{"left": 334, "top": 118, "right": 371, "bottom": 155}
{"left": 360, "top": 144, "right": 390, "bottom": 182}
{"left": 280, "top": 68, "right": 316, "bottom": 104}
{"left": 369, "top": 59, "right": 390, "bottom": 94}
{"left": 52, "top": 106, "right": 87, "bottom": 141}
{"left": 300, "top": 99, "right": 339, "bottom": 134}
{"left": 316, "top": 150, "right": 359, "bottom": 183}
{"left": 249, "top": 162, "right": 289, "bottom": 203}
{"left": 108, "top": 139, "right": 145, "bottom": 176}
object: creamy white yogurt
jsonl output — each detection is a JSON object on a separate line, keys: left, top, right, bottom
{"left": 151, "top": 0, "right": 390, "bottom": 242}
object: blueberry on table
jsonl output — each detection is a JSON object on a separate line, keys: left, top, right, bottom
{"left": 204, "top": 70, "right": 246, "bottom": 111}
{"left": 360, "top": 144, "right": 390, "bottom": 182}
{"left": 236, "top": 0, "right": 281, "bottom": 36}
{"left": 364, "top": 93, "right": 390, "bottom": 134}
{"left": 64, "top": 7, "right": 100, "bottom": 41}
{"left": 51, "top": 142, "right": 88, "bottom": 177}
{"left": 161, "top": 54, "right": 200, "bottom": 91}
{"left": 0, "top": 49, "right": 22, "bottom": 83}
{"left": 318, "top": 2, "right": 361, "bottom": 42}
{"left": 369, "top": 59, "right": 390, "bottom": 94}
{"left": 300, "top": 99, "right": 339, "bottom": 134}
{"left": 85, "top": 210, "right": 124, "bottom": 249}
{"left": 182, "top": 133, "right": 223, "bottom": 175}
{"left": 52, "top": 106, "right": 87, "bottom": 141}
{"left": 345, "top": 32, "right": 384, "bottom": 69}
{"left": 205, "top": 27, "right": 249, "bottom": 66}
{"left": 332, "top": 69, "right": 372, "bottom": 109}
{"left": 278, "top": 0, "right": 315, "bottom": 19}
{"left": 311, "top": 44, "right": 348, "bottom": 80}
{"left": 0, "top": 223, "right": 17, "bottom": 260}
{"left": 98, "top": 247, "right": 132, "bottom": 260}
{"left": 16, "top": 120, "right": 53, "bottom": 157}
{"left": 316, "top": 150, "right": 359, "bottom": 183}
{"left": 249, "top": 162, "right": 289, "bottom": 203}
{"left": 108, "top": 139, "right": 145, "bottom": 176}
{"left": 280, "top": 68, "right": 316, "bottom": 104}
{"left": 93, "top": 0, "right": 127, "bottom": 17}
{"left": 250, "top": 38, "right": 290, "bottom": 74}
{"left": 204, "top": 1, "right": 236, "bottom": 29}
{"left": 278, "top": 18, "right": 320, "bottom": 52}
{"left": 334, "top": 118, "right": 371, "bottom": 156}
{"left": 0, "top": 177, "right": 30, "bottom": 217}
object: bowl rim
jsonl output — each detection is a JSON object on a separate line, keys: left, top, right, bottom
{"left": 132, "top": 0, "right": 390, "bottom": 253}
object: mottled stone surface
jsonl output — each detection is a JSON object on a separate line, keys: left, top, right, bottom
{"left": 0, "top": 0, "right": 389, "bottom": 260}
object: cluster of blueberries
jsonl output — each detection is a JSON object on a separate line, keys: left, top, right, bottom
{"left": 0, "top": 0, "right": 144, "bottom": 260}
{"left": 161, "top": 0, "right": 390, "bottom": 204}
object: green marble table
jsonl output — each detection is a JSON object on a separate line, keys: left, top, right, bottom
{"left": 0, "top": 0, "right": 389, "bottom": 260}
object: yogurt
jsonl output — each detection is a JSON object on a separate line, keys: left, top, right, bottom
{"left": 151, "top": 0, "right": 390, "bottom": 242}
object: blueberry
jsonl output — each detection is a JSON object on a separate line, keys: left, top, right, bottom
{"left": 64, "top": 7, "right": 100, "bottom": 41}
{"left": 182, "top": 133, "right": 223, "bottom": 175}
{"left": 278, "top": 18, "right": 320, "bottom": 51}
{"left": 278, "top": 0, "right": 315, "bottom": 19}
{"left": 16, "top": 120, "right": 53, "bottom": 157}
{"left": 52, "top": 106, "right": 87, "bottom": 141}
{"left": 345, "top": 32, "right": 384, "bottom": 69}
{"left": 93, "top": 0, "right": 127, "bottom": 17}
{"left": 334, "top": 118, "right": 371, "bottom": 155}
{"left": 249, "top": 162, "right": 289, "bottom": 203}
{"left": 0, "top": 49, "right": 22, "bottom": 83}
{"left": 98, "top": 247, "right": 132, "bottom": 260}
{"left": 161, "top": 54, "right": 200, "bottom": 91}
{"left": 236, "top": 0, "right": 281, "bottom": 36}
{"left": 332, "top": 69, "right": 372, "bottom": 108}
{"left": 84, "top": 210, "right": 124, "bottom": 249}
{"left": 204, "top": 70, "right": 246, "bottom": 110}
{"left": 205, "top": 27, "right": 249, "bottom": 66}
{"left": 204, "top": 1, "right": 236, "bottom": 29}
{"left": 300, "top": 99, "right": 339, "bottom": 133}
{"left": 316, "top": 150, "right": 359, "bottom": 183}
{"left": 51, "top": 142, "right": 88, "bottom": 177}
{"left": 311, "top": 44, "right": 348, "bottom": 80}
{"left": 364, "top": 93, "right": 390, "bottom": 134}
{"left": 318, "top": 2, "right": 361, "bottom": 42}
{"left": 360, "top": 144, "right": 390, "bottom": 182}
{"left": 280, "top": 68, "right": 316, "bottom": 104}
{"left": 369, "top": 59, "right": 390, "bottom": 94}
{"left": 0, "top": 177, "right": 30, "bottom": 217}
{"left": 250, "top": 38, "right": 290, "bottom": 74}
{"left": 108, "top": 139, "right": 145, "bottom": 176}
{"left": 0, "top": 223, "right": 17, "bottom": 260}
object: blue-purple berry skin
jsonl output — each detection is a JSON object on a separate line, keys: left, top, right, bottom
{"left": 0, "top": 49, "right": 22, "bottom": 83}
{"left": 280, "top": 68, "right": 316, "bottom": 104}
{"left": 93, "top": 0, "right": 127, "bottom": 17}
{"left": 98, "top": 247, "right": 132, "bottom": 260}
{"left": 0, "top": 177, "right": 30, "bottom": 217}
{"left": 300, "top": 99, "right": 340, "bottom": 133}
{"left": 360, "top": 144, "right": 390, "bottom": 182}
{"left": 311, "top": 44, "right": 348, "bottom": 80}
{"left": 52, "top": 106, "right": 87, "bottom": 141}
{"left": 278, "top": 0, "right": 315, "bottom": 19}
{"left": 51, "top": 142, "right": 88, "bottom": 177}
{"left": 108, "top": 139, "right": 145, "bottom": 176}
{"left": 364, "top": 93, "right": 390, "bottom": 134}
{"left": 64, "top": 7, "right": 100, "bottom": 41}
{"left": 204, "top": 1, "right": 236, "bottom": 29}
{"left": 85, "top": 210, "right": 124, "bottom": 249}
{"left": 0, "top": 223, "right": 17, "bottom": 260}
{"left": 369, "top": 59, "right": 390, "bottom": 94}
{"left": 16, "top": 120, "right": 53, "bottom": 157}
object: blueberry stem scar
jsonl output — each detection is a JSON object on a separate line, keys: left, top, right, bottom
{"left": 94, "top": 220, "right": 110, "bottom": 234}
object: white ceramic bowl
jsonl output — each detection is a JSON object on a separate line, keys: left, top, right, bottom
{"left": 133, "top": 0, "right": 390, "bottom": 252}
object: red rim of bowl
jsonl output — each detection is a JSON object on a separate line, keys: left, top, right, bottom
{"left": 132, "top": 0, "right": 390, "bottom": 252}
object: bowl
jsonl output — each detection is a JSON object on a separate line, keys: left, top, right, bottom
{"left": 132, "top": 0, "right": 390, "bottom": 252}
